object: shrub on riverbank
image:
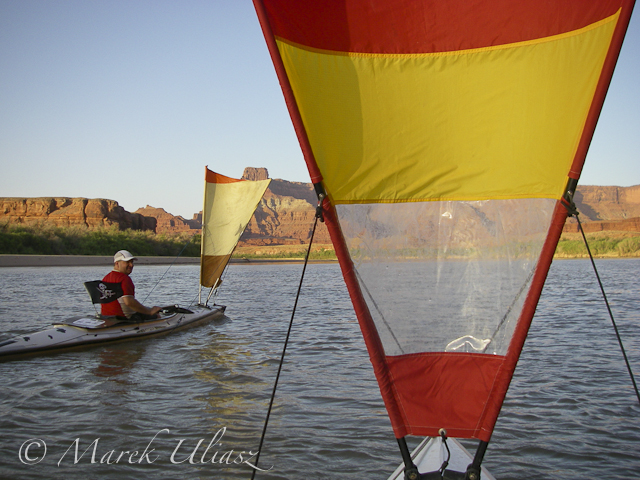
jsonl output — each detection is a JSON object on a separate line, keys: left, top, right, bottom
{"left": 0, "top": 223, "right": 201, "bottom": 257}
{"left": 555, "top": 232, "right": 640, "bottom": 258}
{"left": 233, "top": 246, "right": 336, "bottom": 261}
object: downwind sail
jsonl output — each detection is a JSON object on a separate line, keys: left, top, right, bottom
{"left": 200, "top": 168, "right": 271, "bottom": 291}
{"left": 254, "top": 0, "right": 634, "bottom": 454}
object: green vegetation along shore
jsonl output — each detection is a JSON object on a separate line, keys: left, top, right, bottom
{"left": 554, "top": 231, "right": 640, "bottom": 258}
{"left": 0, "top": 223, "right": 201, "bottom": 257}
{"left": 1, "top": 223, "right": 639, "bottom": 260}
{"left": 0, "top": 223, "right": 335, "bottom": 261}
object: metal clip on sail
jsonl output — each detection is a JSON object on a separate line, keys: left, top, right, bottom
{"left": 562, "top": 177, "right": 581, "bottom": 217}
{"left": 314, "top": 182, "right": 326, "bottom": 223}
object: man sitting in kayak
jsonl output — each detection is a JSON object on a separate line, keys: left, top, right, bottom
{"left": 101, "top": 250, "right": 162, "bottom": 321}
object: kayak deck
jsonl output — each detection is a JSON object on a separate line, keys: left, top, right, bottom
{"left": 0, "top": 304, "right": 225, "bottom": 359}
{"left": 387, "top": 437, "right": 496, "bottom": 480}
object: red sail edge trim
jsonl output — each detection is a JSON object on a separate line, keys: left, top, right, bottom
{"left": 205, "top": 168, "right": 244, "bottom": 184}
{"left": 474, "top": 199, "right": 570, "bottom": 442}
{"left": 260, "top": 0, "right": 623, "bottom": 54}
{"left": 323, "top": 203, "right": 409, "bottom": 437}
{"left": 569, "top": 0, "right": 635, "bottom": 179}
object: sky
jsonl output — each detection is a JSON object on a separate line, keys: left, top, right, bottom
{"left": 1, "top": 1, "right": 639, "bottom": 218}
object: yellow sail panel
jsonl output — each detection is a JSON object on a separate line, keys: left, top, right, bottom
{"left": 200, "top": 169, "right": 271, "bottom": 288}
{"left": 277, "top": 12, "right": 618, "bottom": 204}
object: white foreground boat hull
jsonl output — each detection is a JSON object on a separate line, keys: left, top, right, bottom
{"left": 387, "top": 437, "right": 496, "bottom": 480}
{"left": 0, "top": 304, "right": 225, "bottom": 359}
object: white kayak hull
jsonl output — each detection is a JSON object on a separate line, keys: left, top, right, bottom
{"left": 387, "top": 437, "right": 496, "bottom": 480}
{"left": 0, "top": 304, "right": 225, "bottom": 359}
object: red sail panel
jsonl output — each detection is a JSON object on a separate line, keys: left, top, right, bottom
{"left": 254, "top": 0, "right": 635, "bottom": 442}
{"left": 386, "top": 353, "right": 505, "bottom": 439}
{"left": 261, "top": 0, "right": 623, "bottom": 53}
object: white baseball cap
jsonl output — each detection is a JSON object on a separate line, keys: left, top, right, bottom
{"left": 114, "top": 250, "right": 137, "bottom": 262}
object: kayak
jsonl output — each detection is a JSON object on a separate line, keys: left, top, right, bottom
{"left": 0, "top": 304, "right": 225, "bottom": 359}
{"left": 387, "top": 436, "right": 496, "bottom": 480}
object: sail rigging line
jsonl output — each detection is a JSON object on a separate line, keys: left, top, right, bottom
{"left": 250, "top": 197, "right": 324, "bottom": 479}
{"left": 563, "top": 189, "right": 640, "bottom": 406}
{"left": 354, "top": 267, "right": 405, "bottom": 355}
{"left": 438, "top": 430, "right": 452, "bottom": 476}
{"left": 141, "top": 233, "right": 196, "bottom": 305}
{"left": 481, "top": 268, "right": 536, "bottom": 354}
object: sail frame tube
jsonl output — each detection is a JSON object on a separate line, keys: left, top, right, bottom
{"left": 323, "top": 203, "right": 408, "bottom": 432}
{"left": 254, "top": 0, "right": 409, "bottom": 434}
{"left": 253, "top": 0, "right": 323, "bottom": 184}
{"left": 473, "top": 198, "right": 570, "bottom": 440}
{"left": 474, "top": 1, "right": 636, "bottom": 439}
{"left": 569, "top": 0, "right": 635, "bottom": 181}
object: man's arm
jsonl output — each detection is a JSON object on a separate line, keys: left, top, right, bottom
{"left": 121, "top": 296, "right": 162, "bottom": 316}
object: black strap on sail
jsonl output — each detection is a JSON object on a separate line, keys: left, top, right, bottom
{"left": 84, "top": 281, "right": 124, "bottom": 304}
{"left": 563, "top": 179, "right": 640, "bottom": 406}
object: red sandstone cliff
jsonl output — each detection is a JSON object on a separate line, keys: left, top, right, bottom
{"left": 0, "top": 197, "right": 155, "bottom": 231}
{"left": 2, "top": 177, "right": 638, "bottom": 242}
{"left": 237, "top": 168, "right": 330, "bottom": 245}
{"left": 564, "top": 185, "right": 640, "bottom": 233}
{"left": 133, "top": 206, "right": 200, "bottom": 234}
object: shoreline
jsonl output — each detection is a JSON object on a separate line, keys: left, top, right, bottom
{"left": 1, "top": 254, "right": 634, "bottom": 268}
{"left": 0, "top": 255, "right": 335, "bottom": 268}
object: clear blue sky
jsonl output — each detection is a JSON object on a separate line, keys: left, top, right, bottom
{"left": 1, "top": 1, "right": 638, "bottom": 218}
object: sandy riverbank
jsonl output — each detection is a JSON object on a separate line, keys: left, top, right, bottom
{"left": 0, "top": 255, "right": 334, "bottom": 267}
{"left": 0, "top": 255, "right": 201, "bottom": 267}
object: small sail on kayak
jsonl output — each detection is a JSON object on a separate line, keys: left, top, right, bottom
{"left": 0, "top": 168, "right": 270, "bottom": 359}
{"left": 253, "top": 0, "right": 635, "bottom": 478}
{"left": 199, "top": 167, "right": 272, "bottom": 304}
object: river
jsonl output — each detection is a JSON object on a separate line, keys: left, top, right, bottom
{"left": 0, "top": 259, "right": 638, "bottom": 479}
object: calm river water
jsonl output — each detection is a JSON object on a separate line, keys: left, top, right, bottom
{"left": 0, "top": 259, "right": 638, "bottom": 479}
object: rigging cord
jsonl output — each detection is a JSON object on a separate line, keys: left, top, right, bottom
{"left": 438, "top": 429, "right": 451, "bottom": 475}
{"left": 142, "top": 234, "right": 195, "bottom": 304}
{"left": 250, "top": 194, "right": 324, "bottom": 479}
{"left": 563, "top": 192, "right": 640, "bottom": 406}
{"left": 354, "top": 268, "right": 405, "bottom": 354}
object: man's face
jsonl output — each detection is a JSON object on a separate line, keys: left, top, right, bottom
{"left": 115, "top": 260, "right": 134, "bottom": 274}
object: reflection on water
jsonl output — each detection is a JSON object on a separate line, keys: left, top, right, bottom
{"left": 93, "top": 344, "right": 147, "bottom": 400}
{"left": 0, "top": 260, "right": 638, "bottom": 479}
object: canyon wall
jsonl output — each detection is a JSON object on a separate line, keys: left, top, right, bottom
{"left": 2, "top": 173, "right": 638, "bottom": 244}
{"left": 564, "top": 185, "right": 640, "bottom": 233}
{"left": 0, "top": 197, "right": 156, "bottom": 231}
